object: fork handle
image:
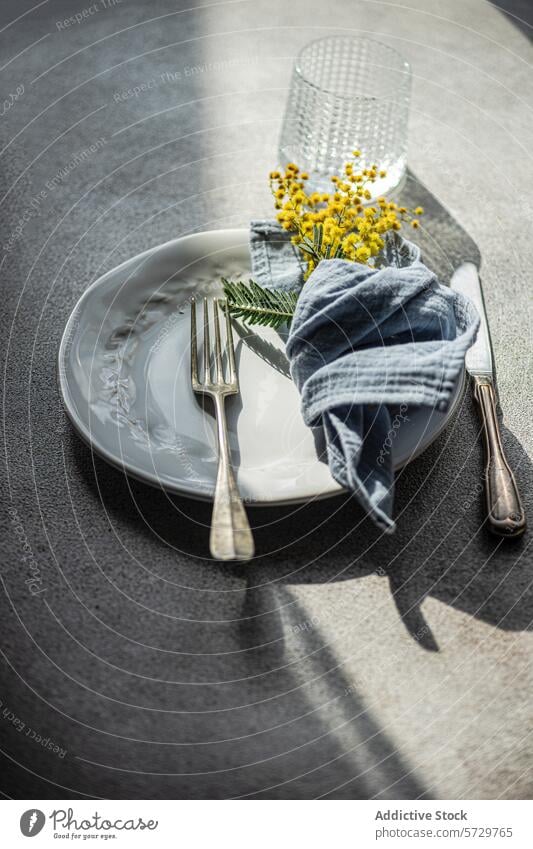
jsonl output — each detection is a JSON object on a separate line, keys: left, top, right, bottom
{"left": 210, "top": 396, "right": 255, "bottom": 561}
{"left": 473, "top": 376, "right": 526, "bottom": 538}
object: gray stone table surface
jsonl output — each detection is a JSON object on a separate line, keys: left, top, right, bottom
{"left": 0, "top": 0, "right": 531, "bottom": 799}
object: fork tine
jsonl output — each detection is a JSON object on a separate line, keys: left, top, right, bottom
{"left": 213, "top": 297, "right": 223, "bottom": 383}
{"left": 220, "top": 300, "right": 237, "bottom": 385}
{"left": 203, "top": 298, "right": 210, "bottom": 384}
{"left": 190, "top": 298, "right": 199, "bottom": 385}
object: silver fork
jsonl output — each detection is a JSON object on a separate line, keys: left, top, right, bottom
{"left": 190, "top": 297, "right": 255, "bottom": 561}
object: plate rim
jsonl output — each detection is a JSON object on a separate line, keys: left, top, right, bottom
{"left": 57, "top": 228, "right": 465, "bottom": 506}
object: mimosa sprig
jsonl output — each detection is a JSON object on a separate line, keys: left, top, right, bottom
{"left": 223, "top": 153, "right": 423, "bottom": 327}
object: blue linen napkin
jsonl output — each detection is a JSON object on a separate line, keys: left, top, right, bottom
{"left": 249, "top": 220, "right": 480, "bottom": 532}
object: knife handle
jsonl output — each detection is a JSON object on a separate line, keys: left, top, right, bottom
{"left": 472, "top": 376, "right": 526, "bottom": 537}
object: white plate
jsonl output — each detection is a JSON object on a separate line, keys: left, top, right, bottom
{"left": 58, "top": 229, "right": 463, "bottom": 505}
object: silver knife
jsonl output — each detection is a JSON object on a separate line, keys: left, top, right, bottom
{"left": 451, "top": 262, "right": 526, "bottom": 538}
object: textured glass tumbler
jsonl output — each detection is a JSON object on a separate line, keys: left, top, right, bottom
{"left": 279, "top": 36, "right": 411, "bottom": 197}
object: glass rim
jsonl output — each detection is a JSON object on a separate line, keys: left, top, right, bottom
{"left": 293, "top": 35, "right": 411, "bottom": 100}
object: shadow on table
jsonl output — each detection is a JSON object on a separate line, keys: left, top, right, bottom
{"left": 77, "top": 408, "right": 531, "bottom": 635}
{"left": 66, "top": 415, "right": 531, "bottom": 799}
{"left": 0, "top": 550, "right": 430, "bottom": 799}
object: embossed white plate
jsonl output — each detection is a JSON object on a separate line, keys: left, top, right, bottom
{"left": 58, "top": 229, "right": 463, "bottom": 504}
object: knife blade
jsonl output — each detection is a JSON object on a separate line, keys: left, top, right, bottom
{"left": 450, "top": 262, "right": 526, "bottom": 538}
{"left": 451, "top": 262, "right": 494, "bottom": 379}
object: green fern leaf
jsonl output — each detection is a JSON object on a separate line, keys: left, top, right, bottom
{"left": 222, "top": 278, "right": 298, "bottom": 329}
{"left": 313, "top": 223, "right": 324, "bottom": 254}
{"left": 298, "top": 242, "right": 318, "bottom": 257}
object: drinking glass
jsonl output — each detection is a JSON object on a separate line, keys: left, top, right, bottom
{"left": 279, "top": 36, "right": 411, "bottom": 196}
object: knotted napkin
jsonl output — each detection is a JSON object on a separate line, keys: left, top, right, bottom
{"left": 250, "top": 220, "right": 479, "bottom": 531}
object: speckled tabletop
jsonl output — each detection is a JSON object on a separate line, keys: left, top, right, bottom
{"left": 0, "top": 0, "right": 531, "bottom": 800}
